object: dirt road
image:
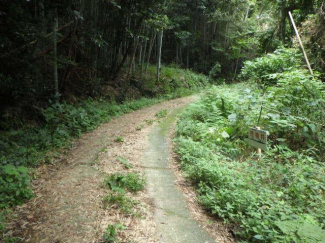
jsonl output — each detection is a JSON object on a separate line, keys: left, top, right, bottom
{"left": 8, "top": 96, "right": 232, "bottom": 243}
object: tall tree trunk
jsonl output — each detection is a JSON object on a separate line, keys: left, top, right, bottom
{"left": 180, "top": 46, "right": 182, "bottom": 65}
{"left": 145, "top": 31, "right": 157, "bottom": 74}
{"left": 156, "top": 30, "right": 163, "bottom": 82}
{"left": 53, "top": 12, "right": 59, "bottom": 97}
{"left": 186, "top": 46, "right": 189, "bottom": 69}
{"left": 233, "top": 4, "right": 251, "bottom": 81}
{"left": 138, "top": 38, "right": 143, "bottom": 65}
{"left": 176, "top": 43, "right": 179, "bottom": 65}
{"left": 128, "top": 36, "right": 140, "bottom": 76}
{"left": 141, "top": 38, "right": 147, "bottom": 75}
{"left": 113, "top": 17, "right": 144, "bottom": 80}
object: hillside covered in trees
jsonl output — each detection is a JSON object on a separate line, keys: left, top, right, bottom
{"left": 1, "top": 0, "right": 324, "bottom": 112}
{"left": 1, "top": 0, "right": 325, "bottom": 242}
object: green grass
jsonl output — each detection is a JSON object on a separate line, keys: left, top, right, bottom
{"left": 103, "top": 172, "right": 144, "bottom": 216}
{"left": 104, "top": 172, "right": 145, "bottom": 193}
{"left": 155, "top": 109, "right": 168, "bottom": 119}
{"left": 114, "top": 136, "right": 124, "bottom": 143}
{"left": 103, "top": 191, "right": 138, "bottom": 215}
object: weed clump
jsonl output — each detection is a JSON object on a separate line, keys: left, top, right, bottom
{"left": 105, "top": 172, "right": 145, "bottom": 193}
{"left": 103, "top": 191, "right": 138, "bottom": 214}
{"left": 155, "top": 109, "right": 168, "bottom": 119}
{"left": 114, "top": 136, "right": 124, "bottom": 143}
{"left": 102, "top": 223, "right": 125, "bottom": 243}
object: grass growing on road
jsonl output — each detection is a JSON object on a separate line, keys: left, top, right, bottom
{"left": 105, "top": 172, "right": 145, "bottom": 193}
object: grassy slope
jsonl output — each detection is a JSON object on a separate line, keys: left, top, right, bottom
{"left": 175, "top": 83, "right": 325, "bottom": 242}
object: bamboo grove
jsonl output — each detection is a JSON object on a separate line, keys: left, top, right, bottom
{"left": 0, "top": 0, "right": 324, "bottom": 117}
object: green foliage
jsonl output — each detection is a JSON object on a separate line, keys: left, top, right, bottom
{"left": 275, "top": 216, "right": 325, "bottom": 243}
{"left": 238, "top": 48, "right": 325, "bottom": 157}
{"left": 240, "top": 48, "right": 303, "bottom": 86}
{"left": 143, "top": 65, "right": 211, "bottom": 95}
{"left": 114, "top": 136, "right": 124, "bottom": 143}
{"left": 0, "top": 165, "right": 32, "bottom": 209}
{"left": 155, "top": 109, "right": 168, "bottom": 119}
{"left": 136, "top": 124, "right": 144, "bottom": 131}
{"left": 175, "top": 81, "right": 325, "bottom": 242}
{"left": 265, "top": 70, "right": 325, "bottom": 155}
{"left": 102, "top": 223, "right": 126, "bottom": 243}
{"left": 105, "top": 172, "right": 145, "bottom": 193}
{"left": 0, "top": 97, "right": 163, "bottom": 167}
{"left": 209, "top": 63, "right": 222, "bottom": 82}
{"left": 103, "top": 191, "right": 138, "bottom": 215}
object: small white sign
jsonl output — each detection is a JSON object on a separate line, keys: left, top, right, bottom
{"left": 248, "top": 128, "right": 268, "bottom": 144}
{"left": 245, "top": 127, "right": 268, "bottom": 151}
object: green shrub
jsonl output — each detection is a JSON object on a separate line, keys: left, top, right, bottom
{"left": 175, "top": 82, "right": 325, "bottom": 242}
{"left": 209, "top": 62, "right": 221, "bottom": 81}
{"left": 0, "top": 165, "right": 33, "bottom": 209}
{"left": 239, "top": 48, "right": 303, "bottom": 86}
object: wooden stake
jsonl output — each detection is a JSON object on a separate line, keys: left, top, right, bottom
{"left": 288, "top": 11, "right": 314, "bottom": 76}
{"left": 256, "top": 127, "right": 262, "bottom": 158}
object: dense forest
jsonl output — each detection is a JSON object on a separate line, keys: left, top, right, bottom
{"left": 1, "top": 0, "right": 324, "bottom": 113}
{"left": 1, "top": 0, "right": 325, "bottom": 242}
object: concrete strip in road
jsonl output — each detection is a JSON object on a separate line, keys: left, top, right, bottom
{"left": 143, "top": 108, "right": 215, "bottom": 243}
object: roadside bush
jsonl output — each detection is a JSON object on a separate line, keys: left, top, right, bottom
{"left": 175, "top": 82, "right": 325, "bottom": 242}
{"left": 0, "top": 165, "right": 33, "bottom": 209}
{"left": 239, "top": 48, "right": 303, "bottom": 86}
{"left": 265, "top": 69, "right": 325, "bottom": 156}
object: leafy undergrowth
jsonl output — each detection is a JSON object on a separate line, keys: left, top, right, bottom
{"left": 0, "top": 66, "right": 211, "bottom": 238}
{"left": 175, "top": 81, "right": 325, "bottom": 242}
{"left": 142, "top": 65, "right": 210, "bottom": 96}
